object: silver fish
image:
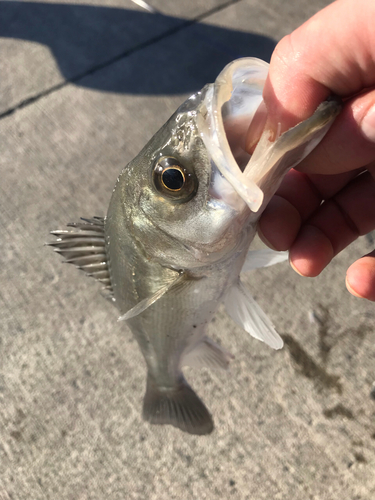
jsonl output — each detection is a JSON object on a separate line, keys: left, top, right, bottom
{"left": 50, "top": 58, "right": 340, "bottom": 435}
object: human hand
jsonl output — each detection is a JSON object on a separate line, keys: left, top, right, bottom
{"left": 256, "top": 0, "right": 375, "bottom": 301}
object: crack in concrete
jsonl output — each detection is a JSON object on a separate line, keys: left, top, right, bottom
{"left": 0, "top": 0, "right": 242, "bottom": 120}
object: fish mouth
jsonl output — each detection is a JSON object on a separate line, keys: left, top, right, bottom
{"left": 198, "top": 58, "right": 342, "bottom": 214}
{"left": 198, "top": 58, "right": 270, "bottom": 213}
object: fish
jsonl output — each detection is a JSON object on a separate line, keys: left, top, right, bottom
{"left": 49, "top": 58, "right": 341, "bottom": 435}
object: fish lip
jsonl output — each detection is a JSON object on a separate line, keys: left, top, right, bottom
{"left": 197, "top": 58, "right": 270, "bottom": 212}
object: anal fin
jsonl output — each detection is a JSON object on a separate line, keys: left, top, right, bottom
{"left": 182, "top": 336, "right": 234, "bottom": 370}
{"left": 143, "top": 374, "right": 213, "bottom": 435}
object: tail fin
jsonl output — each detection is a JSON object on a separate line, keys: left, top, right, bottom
{"left": 142, "top": 375, "right": 214, "bottom": 435}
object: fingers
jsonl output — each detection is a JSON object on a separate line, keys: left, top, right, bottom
{"left": 290, "top": 170, "right": 375, "bottom": 276}
{"left": 246, "top": 101, "right": 268, "bottom": 154}
{"left": 297, "top": 89, "right": 375, "bottom": 174}
{"left": 289, "top": 226, "right": 334, "bottom": 278}
{"left": 258, "top": 194, "right": 301, "bottom": 251}
{"left": 255, "top": 0, "right": 375, "bottom": 301}
{"left": 259, "top": 168, "right": 375, "bottom": 280}
{"left": 258, "top": 169, "right": 359, "bottom": 250}
{"left": 346, "top": 250, "right": 375, "bottom": 301}
{"left": 263, "top": 0, "right": 375, "bottom": 131}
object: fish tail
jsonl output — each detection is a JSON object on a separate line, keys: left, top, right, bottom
{"left": 142, "top": 374, "right": 214, "bottom": 435}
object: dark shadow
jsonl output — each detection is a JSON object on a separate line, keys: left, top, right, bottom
{"left": 0, "top": 0, "right": 276, "bottom": 95}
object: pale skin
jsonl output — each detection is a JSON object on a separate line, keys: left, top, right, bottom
{"left": 252, "top": 0, "right": 375, "bottom": 301}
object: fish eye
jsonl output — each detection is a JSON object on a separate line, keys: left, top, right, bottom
{"left": 161, "top": 167, "right": 185, "bottom": 191}
{"left": 153, "top": 157, "right": 198, "bottom": 202}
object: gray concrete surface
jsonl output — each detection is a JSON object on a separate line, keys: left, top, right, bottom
{"left": 1, "top": 1, "right": 375, "bottom": 499}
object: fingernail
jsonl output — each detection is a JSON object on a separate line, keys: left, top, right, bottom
{"left": 345, "top": 275, "right": 364, "bottom": 299}
{"left": 289, "top": 259, "right": 305, "bottom": 277}
{"left": 361, "top": 104, "right": 375, "bottom": 143}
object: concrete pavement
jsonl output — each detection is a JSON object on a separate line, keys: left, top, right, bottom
{"left": 1, "top": 1, "right": 375, "bottom": 499}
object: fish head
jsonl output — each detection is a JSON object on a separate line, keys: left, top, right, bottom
{"left": 109, "top": 90, "right": 251, "bottom": 270}
{"left": 108, "top": 58, "right": 341, "bottom": 271}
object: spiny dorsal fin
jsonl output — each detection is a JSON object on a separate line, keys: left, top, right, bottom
{"left": 48, "top": 216, "right": 114, "bottom": 301}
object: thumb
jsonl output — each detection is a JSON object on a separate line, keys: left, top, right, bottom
{"left": 263, "top": 0, "right": 375, "bottom": 133}
{"left": 346, "top": 249, "right": 375, "bottom": 301}
{"left": 297, "top": 89, "right": 375, "bottom": 175}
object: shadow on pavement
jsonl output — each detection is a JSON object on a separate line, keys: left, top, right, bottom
{"left": 0, "top": 0, "right": 276, "bottom": 95}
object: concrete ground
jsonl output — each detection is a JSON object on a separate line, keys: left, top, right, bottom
{"left": 1, "top": 0, "right": 375, "bottom": 499}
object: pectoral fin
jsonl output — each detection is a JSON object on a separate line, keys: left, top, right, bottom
{"left": 241, "top": 248, "right": 288, "bottom": 272}
{"left": 182, "top": 336, "right": 234, "bottom": 370}
{"left": 117, "top": 273, "right": 185, "bottom": 321}
{"left": 224, "top": 279, "right": 283, "bottom": 350}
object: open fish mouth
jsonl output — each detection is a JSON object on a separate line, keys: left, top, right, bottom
{"left": 198, "top": 58, "right": 269, "bottom": 213}
{"left": 198, "top": 58, "right": 342, "bottom": 214}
